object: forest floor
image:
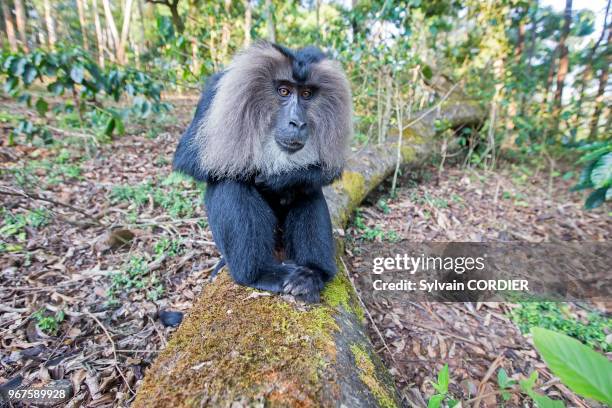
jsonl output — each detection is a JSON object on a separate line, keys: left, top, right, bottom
{"left": 1, "top": 94, "right": 610, "bottom": 407}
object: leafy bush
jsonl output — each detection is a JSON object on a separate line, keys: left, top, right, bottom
{"left": 0, "top": 47, "right": 171, "bottom": 142}
{"left": 571, "top": 140, "right": 611, "bottom": 209}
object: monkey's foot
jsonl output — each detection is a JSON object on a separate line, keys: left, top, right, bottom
{"left": 282, "top": 265, "right": 324, "bottom": 303}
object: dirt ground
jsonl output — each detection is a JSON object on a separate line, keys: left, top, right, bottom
{"left": 1, "top": 93, "right": 610, "bottom": 407}
{"left": 346, "top": 165, "right": 611, "bottom": 407}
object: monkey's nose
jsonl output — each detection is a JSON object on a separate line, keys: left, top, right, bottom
{"left": 289, "top": 120, "right": 306, "bottom": 130}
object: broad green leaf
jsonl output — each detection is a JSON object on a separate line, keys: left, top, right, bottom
{"left": 70, "top": 65, "right": 84, "bottom": 84}
{"left": 22, "top": 65, "right": 37, "bottom": 85}
{"left": 578, "top": 146, "right": 612, "bottom": 164}
{"left": 590, "top": 153, "right": 612, "bottom": 188}
{"left": 585, "top": 188, "right": 607, "bottom": 209}
{"left": 437, "top": 364, "right": 449, "bottom": 394}
{"left": 47, "top": 81, "right": 64, "bottom": 96}
{"left": 530, "top": 392, "right": 565, "bottom": 408}
{"left": 427, "top": 394, "right": 444, "bottom": 408}
{"left": 35, "top": 98, "right": 48, "bottom": 116}
{"left": 532, "top": 327, "right": 612, "bottom": 404}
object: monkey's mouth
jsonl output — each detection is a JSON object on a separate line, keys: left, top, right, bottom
{"left": 277, "top": 139, "right": 305, "bottom": 153}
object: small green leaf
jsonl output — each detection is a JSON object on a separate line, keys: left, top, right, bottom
{"left": 590, "top": 153, "right": 612, "bottom": 188}
{"left": 530, "top": 392, "right": 565, "bottom": 408}
{"left": 437, "top": 364, "right": 449, "bottom": 394}
{"left": 70, "top": 65, "right": 84, "bottom": 84}
{"left": 35, "top": 98, "right": 48, "bottom": 116}
{"left": 585, "top": 188, "right": 607, "bottom": 209}
{"left": 47, "top": 81, "right": 64, "bottom": 95}
{"left": 427, "top": 394, "right": 444, "bottom": 408}
{"left": 532, "top": 327, "right": 612, "bottom": 404}
{"left": 22, "top": 65, "right": 37, "bottom": 85}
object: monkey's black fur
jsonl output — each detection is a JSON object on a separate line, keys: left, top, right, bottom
{"left": 174, "top": 45, "right": 345, "bottom": 303}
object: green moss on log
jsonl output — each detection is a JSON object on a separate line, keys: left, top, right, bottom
{"left": 350, "top": 344, "right": 397, "bottom": 408}
{"left": 133, "top": 272, "right": 340, "bottom": 407}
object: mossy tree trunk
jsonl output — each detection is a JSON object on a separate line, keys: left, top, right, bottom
{"left": 133, "top": 101, "right": 485, "bottom": 408}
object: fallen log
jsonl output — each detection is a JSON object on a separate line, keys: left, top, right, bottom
{"left": 133, "top": 100, "right": 485, "bottom": 408}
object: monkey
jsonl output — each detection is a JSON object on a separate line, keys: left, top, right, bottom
{"left": 173, "top": 41, "right": 353, "bottom": 302}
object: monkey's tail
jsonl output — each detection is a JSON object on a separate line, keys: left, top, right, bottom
{"left": 209, "top": 258, "right": 226, "bottom": 281}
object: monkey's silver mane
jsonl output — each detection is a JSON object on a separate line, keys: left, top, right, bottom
{"left": 194, "top": 41, "right": 353, "bottom": 178}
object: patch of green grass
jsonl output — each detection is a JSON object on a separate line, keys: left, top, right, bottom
{"left": 107, "top": 255, "right": 164, "bottom": 304}
{"left": 352, "top": 211, "right": 400, "bottom": 242}
{"left": 32, "top": 309, "right": 65, "bottom": 336}
{"left": 0, "top": 207, "right": 50, "bottom": 251}
{"left": 154, "top": 237, "right": 183, "bottom": 258}
{"left": 376, "top": 198, "right": 391, "bottom": 214}
{"left": 109, "top": 173, "right": 204, "bottom": 219}
{"left": 510, "top": 302, "right": 611, "bottom": 352}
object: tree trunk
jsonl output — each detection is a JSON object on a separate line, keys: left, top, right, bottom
{"left": 1, "top": 0, "right": 18, "bottom": 51}
{"left": 42, "top": 0, "right": 56, "bottom": 49}
{"left": 101, "top": 0, "right": 120, "bottom": 62}
{"left": 117, "top": 0, "right": 134, "bottom": 64}
{"left": 243, "top": 0, "right": 251, "bottom": 46}
{"left": 132, "top": 101, "right": 486, "bottom": 408}
{"left": 220, "top": 0, "right": 231, "bottom": 61}
{"left": 519, "top": 1, "right": 538, "bottom": 117}
{"left": 13, "top": 0, "right": 28, "bottom": 51}
{"left": 549, "top": 0, "right": 572, "bottom": 137}
{"left": 541, "top": 46, "right": 558, "bottom": 115}
{"left": 265, "top": 0, "right": 275, "bottom": 42}
{"left": 92, "top": 0, "right": 105, "bottom": 67}
{"left": 575, "top": 0, "right": 610, "bottom": 125}
{"left": 588, "top": 27, "right": 611, "bottom": 139}
{"left": 76, "top": 0, "right": 90, "bottom": 50}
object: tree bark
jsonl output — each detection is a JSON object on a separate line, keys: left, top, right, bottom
{"left": 42, "top": 0, "right": 56, "bottom": 49}
{"left": 146, "top": 0, "right": 184, "bottom": 33}
{"left": 13, "top": 0, "right": 28, "bottom": 51}
{"left": 117, "top": 0, "right": 134, "bottom": 64}
{"left": 588, "top": 25, "right": 611, "bottom": 139}
{"left": 519, "top": 1, "right": 538, "bottom": 117}
{"left": 76, "top": 0, "right": 90, "bottom": 50}
{"left": 265, "top": 0, "right": 275, "bottom": 42}
{"left": 1, "top": 0, "right": 18, "bottom": 51}
{"left": 575, "top": 0, "right": 610, "bottom": 125}
{"left": 550, "top": 0, "right": 572, "bottom": 137}
{"left": 132, "top": 100, "right": 486, "bottom": 408}
{"left": 92, "top": 0, "right": 105, "bottom": 67}
{"left": 243, "top": 0, "right": 251, "bottom": 46}
{"left": 101, "top": 0, "right": 120, "bottom": 62}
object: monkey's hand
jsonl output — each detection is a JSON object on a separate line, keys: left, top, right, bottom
{"left": 255, "top": 165, "right": 338, "bottom": 194}
{"left": 282, "top": 264, "right": 324, "bottom": 303}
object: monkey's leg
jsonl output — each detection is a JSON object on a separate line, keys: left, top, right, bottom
{"left": 282, "top": 189, "right": 337, "bottom": 302}
{"left": 205, "top": 181, "right": 295, "bottom": 293}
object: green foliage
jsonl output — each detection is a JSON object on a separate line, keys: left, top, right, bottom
{"left": 32, "top": 309, "right": 65, "bottom": 336}
{"left": 0, "top": 208, "right": 50, "bottom": 252}
{"left": 0, "top": 47, "right": 170, "bottom": 143}
{"left": 428, "top": 364, "right": 458, "bottom": 408}
{"left": 510, "top": 302, "right": 611, "bottom": 352}
{"left": 532, "top": 328, "right": 612, "bottom": 405}
{"left": 107, "top": 255, "right": 164, "bottom": 303}
{"left": 571, "top": 141, "right": 612, "bottom": 209}
{"left": 352, "top": 211, "right": 400, "bottom": 242}
{"left": 519, "top": 371, "right": 565, "bottom": 408}
{"left": 109, "top": 173, "right": 204, "bottom": 220}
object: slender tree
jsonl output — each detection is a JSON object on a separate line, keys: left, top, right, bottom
{"left": 549, "top": 0, "right": 572, "bottom": 137}
{"left": 1, "top": 0, "right": 18, "bottom": 51}
{"left": 221, "top": 0, "right": 232, "bottom": 60}
{"left": 588, "top": 23, "right": 611, "bottom": 139}
{"left": 76, "top": 0, "right": 90, "bottom": 50}
{"left": 117, "top": 0, "right": 134, "bottom": 64}
{"left": 146, "top": 0, "right": 184, "bottom": 33}
{"left": 101, "top": 0, "right": 120, "bottom": 61}
{"left": 92, "top": 0, "right": 105, "bottom": 67}
{"left": 575, "top": 0, "right": 610, "bottom": 123}
{"left": 266, "top": 0, "right": 275, "bottom": 42}
{"left": 13, "top": 0, "right": 28, "bottom": 51}
{"left": 42, "top": 0, "right": 56, "bottom": 49}
{"left": 243, "top": 0, "right": 251, "bottom": 46}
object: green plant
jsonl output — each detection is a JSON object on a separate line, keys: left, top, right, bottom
{"left": 32, "top": 309, "right": 65, "bottom": 336}
{"left": 510, "top": 302, "right": 610, "bottom": 352}
{"left": 154, "top": 238, "right": 183, "bottom": 259}
{"left": 427, "top": 364, "right": 458, "bottom": 408}
{"left": 519, "top": 371, "right": 564, "bottom": 408}
{"left": 0, "top": 208, "right": 50, "bottom": 249}
{"left": 532, "top": 327, "right": 612, "bottom": 405}
{"left": 571, "top": 141, "right": 611, "bottom": 209}
{"left": 107, "top": 255, "right": 164, "bottom": 303}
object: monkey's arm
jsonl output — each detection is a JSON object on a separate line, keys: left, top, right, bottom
{"left": 172, "top": 72, "right": 224, "bottom": 182}
{"left": 255, "top": 165, "right": 342, "bottom": 193}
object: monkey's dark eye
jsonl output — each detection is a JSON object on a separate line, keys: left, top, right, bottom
{"left": 301, "top": 89, "right": 313, "bottom": 99}
{"left": 277, "top": 86, "right": 291, "bottom": 97}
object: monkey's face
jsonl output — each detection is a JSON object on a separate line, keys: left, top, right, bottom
{"left": 272, "top": 82, "right": 315, "bottom": 154}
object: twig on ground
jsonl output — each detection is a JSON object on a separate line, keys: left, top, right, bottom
{"left": 85, "top": 311, "right": 135, "bottom": 396}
